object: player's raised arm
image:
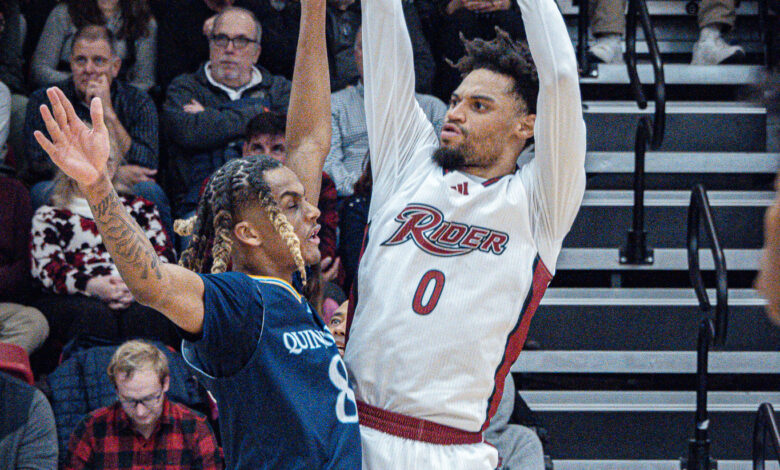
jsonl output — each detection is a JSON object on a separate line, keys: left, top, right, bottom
{"left": 361, "top": 0, "right": 435, "bottom": 182}
{"left": 285, "top": 0, "right": 329, "bottom": 206}
{"left": 34, "top": 87, "right": 206, "bottom": 334}
{"left": 519, "top": 0, "right": 587, "bottom": 268}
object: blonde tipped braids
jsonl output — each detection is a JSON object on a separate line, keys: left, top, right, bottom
{"left": 261, "top": 194, "right": 307, "bottom": 286}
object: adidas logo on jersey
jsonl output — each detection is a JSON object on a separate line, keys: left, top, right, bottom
{"left": 450, "top": 182, "right": 469, "bottom": 195}
{"left": 381, "top": 203, "right": 509, "bottom": 257}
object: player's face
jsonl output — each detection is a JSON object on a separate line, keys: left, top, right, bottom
{"left": 436, "top": 69, "right": 530, "bottom": 174}
{"left": 262, "top": 167, "right": 322, "bottom": 267}
{"left": 115, "top": 368, "right": 168, "bottom": 431}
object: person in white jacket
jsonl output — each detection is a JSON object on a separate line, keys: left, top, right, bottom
{"left": 345, "top": 0, "right": 586, "bottom": 466}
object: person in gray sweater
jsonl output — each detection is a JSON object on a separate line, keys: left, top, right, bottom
{"left": 0, "top": 372, "right": 58, "bottom": 470}
{"left": 31, "top": 0, "right": 157, "bottom": 92}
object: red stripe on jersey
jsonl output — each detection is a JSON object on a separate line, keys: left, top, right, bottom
{"left": 357, "top": 400, "right": 483, "bottom": 445}
{"left": 482, "top": 176, "right": 502, "bottom": 187}
{"left": 481, "top": 255, "right": 552, "bottom": 431}
{"left": 345, "top": 223, "right": 371, "bottom": 346}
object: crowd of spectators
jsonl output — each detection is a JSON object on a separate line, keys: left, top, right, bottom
{"left": 0, "top": 0, "right": 754, "bottom": 467}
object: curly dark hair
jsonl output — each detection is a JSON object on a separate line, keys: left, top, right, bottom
{"left": 174, "top": 155, "right": 308, "bottom": 285}
{"left": 449, "top": 27, "right": 539, "bottom": 115}
{"left": 245, "top": 111, "right": 286, "bottom": 140}
{"left": 67, "top": 0, "right": 152, "bottom": 40}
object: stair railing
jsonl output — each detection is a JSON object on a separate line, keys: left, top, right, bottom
{"left": 681, "top": 183, "right": 729, "bottom": 470}
{"left": 576, "top": 0, "right": 597, "bottom": 77}
{"left": 757, "top": 0, "right": 775, "bottom": 68}
{"left": 754, "top": 403, "right": 780, "bottom": 470}
{"left": 620, "top": 0, "right": 665, "bottom": 264}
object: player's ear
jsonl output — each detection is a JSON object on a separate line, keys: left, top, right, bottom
{"left": 516, "top": 113, "right": 535, "bottom": 141}
{"left": 233, "top": 220, "right": 263, "bottom": 247}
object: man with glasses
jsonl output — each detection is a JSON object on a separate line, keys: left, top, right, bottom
{"left": 162, "top": 6, "right": 292, "bottom": 219}
{"left": 64, "top": 340, "right": 223, "bottom": 469}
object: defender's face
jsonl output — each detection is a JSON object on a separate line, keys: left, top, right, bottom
{"left": 439, "top": 69, "right": 526, "bottom": 171}
{"left": 262, "top": 167, "right": 322, "bottom": 267}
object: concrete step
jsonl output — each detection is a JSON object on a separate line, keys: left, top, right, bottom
{"left": 553, "top": 460, "right": 780, "bottom": 470}
{"left": 555, "top": 248, "right": 760, "bottom": 271}
{"left": 564, "top": 190, "right": 772, "bottom": 248}
{"left": 583, "top": 101, "right": 766, "bottom": 152}
{"left": 520, "top": 390, "right": 779, "bottom": 460}
{"left": 584, "top": 152, "right": 779, "bottom": 174}
{"left": 526, "top": 288, "right": 780, "bottom": 352}
{"left": 579, "top": 64, "right": 764, "bottom": 86}
{"left": 558, "top": 0, "right": 760, "bottom": 16}
{"left": 513, "top": 351, "right": 780, "bottom": 373}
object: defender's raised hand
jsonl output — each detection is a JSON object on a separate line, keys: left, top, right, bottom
{"left": 33, "top": 87, "right": 111, "bottom": 188}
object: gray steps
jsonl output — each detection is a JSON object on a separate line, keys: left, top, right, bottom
{"left": 519, "top": 391, "right": 779, "bottom": 460}
{"left": 558, "top": 0, "right": 760, "bottom": 16}
{"left": 555, "top": 247, "right": 760, "bottom": 271}
{"left": 526, "top": 288, "right": 780, "bottom": 352}
{"left": 564, "top": 190, "right": 772, "bottom": 248}
{"left": 553, "top": 461, "right": 780, "bottom": 469}
{"left": 583, "top": 101, "right": 766, "bottom": 152}
{"left": 514, "top": 350, "right": 780, "bottom": 374}
{"left": 579, "top": 64, "right": 764, "bottom": 86}
{"left": 584, "top": 152, "right": 778, "bottom": 174}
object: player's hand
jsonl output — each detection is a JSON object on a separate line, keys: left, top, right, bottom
{"left": 756, "top": 181, "right": 780, "bottom": 326}
{"left": 34, "top": 87, "right": 111, "bottom": 188}
{"left": 320, "top": 256, "right": 341, "bottom": 283}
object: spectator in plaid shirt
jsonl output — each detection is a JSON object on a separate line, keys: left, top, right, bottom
{"left": 64, "top": 340, "right": 223, "bottom": 470}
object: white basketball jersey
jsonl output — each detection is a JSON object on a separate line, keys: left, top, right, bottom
{"left": 346, "top": 0, "right": 587, "bottom": 433}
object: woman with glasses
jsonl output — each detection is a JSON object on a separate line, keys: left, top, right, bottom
{"left": 31, "top": 0, "right": 157, "bottom": 91}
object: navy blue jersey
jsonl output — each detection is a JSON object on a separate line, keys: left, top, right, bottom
{"left": 181, "top": 272, "right": 361, "bottom": 469}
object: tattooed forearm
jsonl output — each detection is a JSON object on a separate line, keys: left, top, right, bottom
{"left": 89, "top": 189, "right": 163, "bottom": 282}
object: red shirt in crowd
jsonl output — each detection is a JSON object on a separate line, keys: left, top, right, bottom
{"left": 64, "top": 399, "right": 224, "bottom": 470}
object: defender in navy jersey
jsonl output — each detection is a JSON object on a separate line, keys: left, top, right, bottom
{"left": 33, "top": 1, "right": 362, "bottom": 468}
{"left": 181, "top": 273, "right": 360, "bottom": 469}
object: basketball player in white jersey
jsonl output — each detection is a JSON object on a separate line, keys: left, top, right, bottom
{"left": 344, "top": 0, "right": 586, "bottom": 465}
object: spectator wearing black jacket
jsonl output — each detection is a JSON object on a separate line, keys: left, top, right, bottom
{"left": 162, "top": 7, "right": 292, "bottom": 217}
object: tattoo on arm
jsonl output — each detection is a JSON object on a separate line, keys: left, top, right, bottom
{"left": 90, "top": 189, "right": 163, "bottom": 281}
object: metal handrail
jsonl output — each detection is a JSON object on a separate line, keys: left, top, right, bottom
{"left": 754, "top": 403, "right": 780, "bottom": 470}
{"left": 576, "top": 0, "right": 596, "bottom": 77}
{"left": 682, "top": 183, "right": 729, "bottom": 470}
{"left": 687, "top": 184, "right": 728, "bottom": 346}
{"left": 756, "top": 0, "right": 775, "bottom": 68}
{"left": 625, "top": 0, "right": 665, "bottom": 148}
{"left": 620, "top": 0, "right": 665, "bottom": 264}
